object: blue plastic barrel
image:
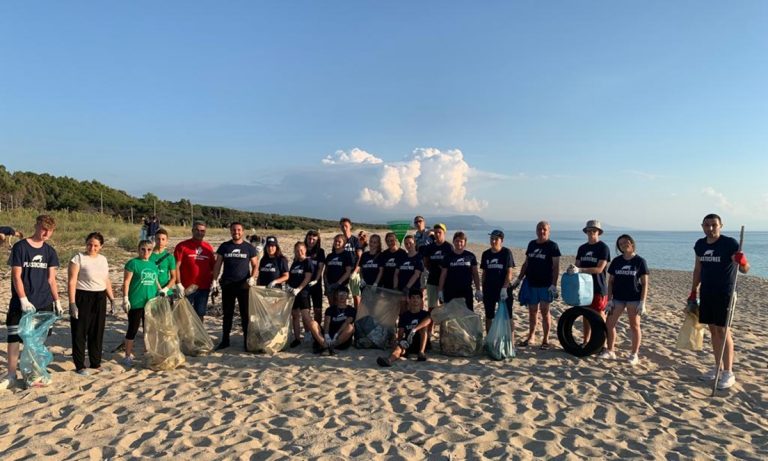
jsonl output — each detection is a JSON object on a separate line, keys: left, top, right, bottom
{"left": 560, "top": 273, "right": 594, "bottom": 306}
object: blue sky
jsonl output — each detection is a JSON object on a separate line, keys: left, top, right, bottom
{"left": 1, "top": 1, "right": 767, "bottom": 230}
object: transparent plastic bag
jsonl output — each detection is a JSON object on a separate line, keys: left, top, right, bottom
{"left": 486, "top": 302, "right": 515, "bottom": 360}
{"left": 431, "top": 299, "right": 484, "bottom": 357}
{"left": 18, "top": 311, "right": 59, "bottom": 387}
{"left": 247, "top": 286, "right": 293, "bottom": 354}
{"left": 173, "top": 297, "right": 214, "bottom": 356}
{"left": 676, "top": 308, "right": 705, "bottom": 351}
{"left": 354, "top": 287, "right": 401, "bottom": 349}
{"left": 144, "top": 297, "right": 186, "bottom": 370}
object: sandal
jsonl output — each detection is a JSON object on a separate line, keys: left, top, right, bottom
{"left": 516, "top": 339, "right": 529, "bottom": 347}
{"left": 540, "top": 343, "right": 551, "bottom": 350}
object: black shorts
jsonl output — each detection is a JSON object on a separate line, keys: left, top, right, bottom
{"left": 6, "top": 303, "right": 54, "bottom": 343}
{"left": 699, "top": 292, "right": 732, "bottom": 327}
{"left": 291, "top": 292, "right": 310, "bottom": 311}
{"left": 482, "top": 288, "right": 514, "bottom": 319}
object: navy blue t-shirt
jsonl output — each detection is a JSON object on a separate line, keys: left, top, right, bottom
{"left": 481, "top": 247, "right": 515, "bottom": 292}
{"left": 325, "top": 304, "right": 356, "bottom": 337}
{"left": 9, "top": 240, "right": 59, "bottom": 311}
{"left": 306, "top": 246, "right": 326, "bottom": 280}
{"left": 397, "top": 253, "right": 425, "bottom": 291}
{"left": 325, "top": 251, "right": 353, "bottom": 286}
{"left": 398, "top": 310, "right": 430, "bottom": 334}
{"left": 421, "top": 241, "right": 454, "bottom": 286}
{"left": 695, "top": 236, "right": 739, "bottom": 295}
{"left": 524, "top": 240, "right": 562, "bottom": 288}
{"left": 217, "top": 241, "right": 257, "bottom": 284}
{"left": 358, "top": 252, "right": 381, "bottom": 285}
{"left": 608, "top": 255, "right": 649, "bottom": 301}
{"left": 441, "top": 250, "right": 478, "bottom": 292}
{"left": 343, "top": 235, "right": 362, "bottom": 267}
{"left": 377, "top": 248, "right": 407, "bottom": 289}
{"left": 258, "top": 255, "right": 289, "bottom": 286}
{"left": 576, "top": 241, "right": 611, "bottom": 296}
{"left": 288, "top": 258, "right": 313, "bottom": 289}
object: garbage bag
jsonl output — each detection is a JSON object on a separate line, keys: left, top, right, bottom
{"left": 431, "top": 299, "right": 484, "bottom": 357}
{"left": 144, "top": 297, "right": 186, "bottom": 370}
{"left": 518, "top": 278, "right": 531, "bottom": 306}
{"left": 173, "top": 297, "right": 214, "bottom": 356}
{"left": 354, "top": 287, "right": 401, "bottom": 349}
{"left": 676, "top": 308, "right": 705, "bottom": 351}
{"left": 486, "top": 302, "right": 515, "bottom": 360}
{"left": 247, "top": 286, "right": 293, "bottom": 354}
{"left": 18, "top": 311, "right": 59, "bottom": 387}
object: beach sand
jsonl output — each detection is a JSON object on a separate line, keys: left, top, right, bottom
{"left": 1, "top": 230, "right": 767, "bottom": 459}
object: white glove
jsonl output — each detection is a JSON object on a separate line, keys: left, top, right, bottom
{"left": 291, "top": 287, "right": 301, "bottom": 296}
{"left": 499, "top": 288, "right": 508, "bottom": 301}
{"left": 324, "top": 333, "right": 333, "bottom": 346}
{"left": 307, "top": 280, "right": 318, "bottom": 287}
{"left": 406, "top": 330, "right": 416, "bottom": 344}
{"left": 372, "top": 283, "right": 378, "bottom": 289}
{"left": 69, "top": 302, "right": 79, "bottom": 319}
{"left": 175, "top": 283, "right": 185, "bottom": 295}
{"left": 423, "top": 270, "right": 429, "bottom": 280}
{"left": 159, "top": 287, "right": 169, "bottom": 297}
{"left": 438, "top": 291, "right": 444, "bottom": 303}
{"left": 567, "top": 264, "right": 579, "bottom": 274}
{"left": 605, "top": 299, "right": 615, "bottom": 316}
{"left": 548, "top": 285, "right": 559, "bottom": 298}
{"left": 247, "top": 277, "right": 256, "bottom": 287}
{"left": 122, "top": 296, "right": 131, "bottom": 313}
{"left": 267, "top": 281, "right": 277, "bottom": 289}
{"left": 474, "top": 290, "right": 483, "bottom": 302}
{"left": 510, "top": 278, "right": 522, "bottom": 290}
{"left": 19, "top": 297, "right": 36, "bottom": 313}
{"left": 54, "top": 300, "right": 64, "bottom": 316}
{"left": 636, "top": 301, "right": 646, "bottom": 316}
{"left": 359, "top": 280, "right": 366, "bottom": 289}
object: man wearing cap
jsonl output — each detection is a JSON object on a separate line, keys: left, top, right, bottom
{"left": 421, "top": 223, "right": 453, "bottom": 310}
{"left": 211, "top": 222, "right": 260, "bottom": 350}
{"left": 413, "top": 216, "right": 433, "bottom": 250}
{"left": 174, "top": 221, "right": 216, "bottom": 321}
{"left": 567, "top": 219, "right": 611, "bottom": 344}
{"left": 514, "top": 221, "right": 562, "bottom": 348}
{"left": 480, "top": 230, "right": 516, "bottom": 333}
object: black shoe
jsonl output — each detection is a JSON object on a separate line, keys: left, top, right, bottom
{"left": 215, "top": 340, "right": 230, "bottom": 351}
{"left": 401, "top": 351, "right": 409, "bottom": 359}
{"left": 417, "top": 352, "right": 427, "bottom": 362}
{"left": 377, "top": 357, "right": 392, "bottom": 367}
{"left": 312, "top": 342, "right": 323, "bottom": 354}
{"left": 290, "top": 339, "right": 301, "bottom": 348}
{"left": 328, "top": 346, "right": 336, "bottom": 356}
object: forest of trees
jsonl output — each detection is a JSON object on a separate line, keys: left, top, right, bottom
{"left": 0, "top": 165, "right": 362, "bottom": 230}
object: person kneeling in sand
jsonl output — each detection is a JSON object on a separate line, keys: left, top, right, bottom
{"left": 311, "top": 287, "right": 355, "bottom": 355}
{"left": 378, "top": 291, "right": 432, "bottom": 367}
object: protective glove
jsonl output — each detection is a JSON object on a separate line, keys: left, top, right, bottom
{"left": 548, "top": 285, "right": 559, "bottom": 299}
{"left": 267, "top": 281, "right": 277, "bottom": 289}
{"left": 291, "top": 287, "right": 301, "bottom": 296}
{"left": 406, "top": 330, "right": 416, "bottom": 344}
{"left": 605, "top": 299, "right": 615, "bottom": 316}
{"left": 19, "top": 297, "right": 36, "bottom": 313}
{"left": 69, "top": 302, "right": 79, "bottom": 320}
{"left": 54, "top": 300, "right": 64, "bottom": 316}
{"left": 685, "top": 290, "right": 698, "bottom": 313}
{"left": 567, "top": 264, "right": 579, "bottom": 274}
{"left": 438, "top": 291, "right": 444, "bottom": 304}
{"left": 324, "top": 333, "right": 333, "bottom": 347}
{"left": 307, "top": 280, "right": 318, "bottom": 288}
{"left": 510, "top": 277, "right": 522, "bottom": 290}
{"left": 474, "top": 290, "right": 483, "bottom": 302}
{"left": 359, "top": 280, "right": 366, "bottom": 289}
{"left": 122, "top": 296, "right": 131, "bottom": 313}
{"left": 158, "top": 287, "right": 169, "bottom": 297}
{"left": 399, "top": 339, "right": 410, "bottom": 350}
{"left": 733, "top": 251, "right": 748, "bottom": 267}
{"left": 371, "top": 283, "right": 378, "bottom": 289}
{"left": 175, "top": 283, "right": 185, "bottom": 295}
{"left": 247, "top": 276, "right": 256, "bottom": 287}
{"left": 185, "top": 284, "right": 199, "bottom": 296}
{"left": 499, "top": 288, "right": 508, "bottom": 301}
{"left": 636, "top": 300, "right": 646, "bottom": 316}
{"left": 109, "top": 299, "right": 115, "bottom": 315}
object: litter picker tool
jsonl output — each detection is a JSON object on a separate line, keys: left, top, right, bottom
{"left": 712, "top": 225, "right": 744, "bottom": 396}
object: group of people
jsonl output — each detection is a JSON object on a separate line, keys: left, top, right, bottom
{"left": 0, "top": 212, "right": 750, "bottom": 392}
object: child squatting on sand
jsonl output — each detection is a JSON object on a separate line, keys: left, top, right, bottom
{"left": 378, "top": 290, "right": 432, "bottom": 367}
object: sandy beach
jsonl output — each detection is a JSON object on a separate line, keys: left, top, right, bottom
{"left": 1, "top": 230, "right": 767, "bottom": 459}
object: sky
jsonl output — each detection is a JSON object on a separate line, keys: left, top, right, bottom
{"left": 1, "top": 1, "right": 767, "bottom": 230}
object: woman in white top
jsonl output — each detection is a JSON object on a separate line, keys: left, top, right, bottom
{"left": 67, "top": 232, "right": 115, "bottom": 375}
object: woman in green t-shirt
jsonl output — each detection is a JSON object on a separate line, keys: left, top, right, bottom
{"left": 120, "top": 240, "right": 160, "bottom": 367}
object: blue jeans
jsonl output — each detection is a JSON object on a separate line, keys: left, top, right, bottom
{"left": 187, "top": 289, "right": 210, "bottom": 317}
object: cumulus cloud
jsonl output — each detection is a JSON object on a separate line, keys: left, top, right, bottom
{"left": 702, "top": 187, "right": 734, "bottom": 210}
{"left": 322, "top": 148, "right": 383, "bottom": 165}
{"left": 356, "top": 147, "right": 487, "bottom": 212}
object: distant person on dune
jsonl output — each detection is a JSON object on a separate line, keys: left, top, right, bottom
{"left": 0, "top": 226, "right": 23, "bottom": 248}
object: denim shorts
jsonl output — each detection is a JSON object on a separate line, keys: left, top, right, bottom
{"left": 526, "top": 286, "right": 554, "bottom": 306}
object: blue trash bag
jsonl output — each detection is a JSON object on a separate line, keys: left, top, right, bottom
{"left": 518, "top": 278, "right": 531, "bottom": 306}
{"left": 561, "top": 273, "right": 594, "bottom": 306}
{"left": 485, "top": 302, "right": 515, "bottom": 360}
{"left": 18, "top": 311, "right": 59, "bottom": 388}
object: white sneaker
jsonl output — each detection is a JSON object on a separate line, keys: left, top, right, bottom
{"left": 717, "top": 371, "right": 736, "bottom": 389}
{"left": 599, "top": 349, "right": 616, "bottom": 359}
{"left": 698, "top": 367, "right": 719, "bottom": 381}
{"left": 628, "top": 354, "right": 639, "bottom": 366}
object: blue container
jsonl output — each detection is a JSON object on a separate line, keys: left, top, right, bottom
{"left": 561, "top": 273, "right": 593, "bottom": 306}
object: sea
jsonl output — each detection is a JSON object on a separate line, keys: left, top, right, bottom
{"left": 463, "top": 230, "right": 768, "bottom": 279}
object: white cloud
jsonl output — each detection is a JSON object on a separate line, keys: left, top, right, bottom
{"left": 702, "top": 186, "right": 734, "bottom": 210}
{"left": 321, "top": 148, "right": 383, "bottom": 165}
{"left": 358, "top": 147, "right": 488, "bottom": 212}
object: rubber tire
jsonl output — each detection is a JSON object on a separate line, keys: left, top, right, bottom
{"left": 557, "top": 306, "right": 607, "bottom": 357}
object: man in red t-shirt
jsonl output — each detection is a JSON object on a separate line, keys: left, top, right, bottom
{"left": 174, "top": 221, "right": 216, "bottom": 320}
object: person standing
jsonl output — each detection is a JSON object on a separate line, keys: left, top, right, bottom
{"left": 324, "top": 234, "right": 353, "bottom": 304}
{"left": 1, "top": 215, "right": 62, "bottom": 390}
{"left": 287, "top": 241, "right": 315, "bottom": 348}
{"left": 340, "top": 217, "right": 363, "bottom": 306}
{"left": 514, "top": 221, "right": 561, "bottom": 348}
{"left": 480, "top": 230, "right": 515, "bottom": 333}
{"left": 689, "top": 213, "right": 749, "bottom": 389}
{"left": 68, "top": 232, "right": 115, "bottom": 375}
{"left": 421, "top": 223, "right": 453, "bottom": 310}
{"left": 358, "top": 234, "right": 383, "bottom": 290}
{"left": 147, "top": 216, "right": 160, "bottom": 243}
{"left": 567, "top": 220, "right": 611, "bottom": 344}
{"left": 150, "top": 228, "right": 177, "bottom": 297}
{"left": 174, "top": 221, "right": 216, "bottom": 320}
{"left": 412, "top": 215, "right": 432, "bottom": 250}
{"left": 304, "top": 230, "right": 326, "bottom": 323}
{"left": 375, "top": 232, "right": 407, "bottom": 289}
{"left": 601, "top": 234, "right": 649, "bottom": 365}
{"left": 257, "top": 236, "right": 290, "bottom": 288}
{"left": 212, "top": 222, "right": 260, "bottom": 350}
{"left": 121, "top": 240, "right": 160, "bottom": 367}
{"left": 395, "top": 235, "right": 424, "bottom": 296}
{"left": 438, "top": 231, "right": 482, "bottom": 311}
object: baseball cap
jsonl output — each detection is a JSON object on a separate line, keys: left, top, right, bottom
{"left": 489, "top": 229, "right": 505, "bottom": 240}
{"left": 265, "top": 236, "right": 278, "bottom": 245}
{"left": 433, "top": 223, "right": 447, "bottom": 232}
